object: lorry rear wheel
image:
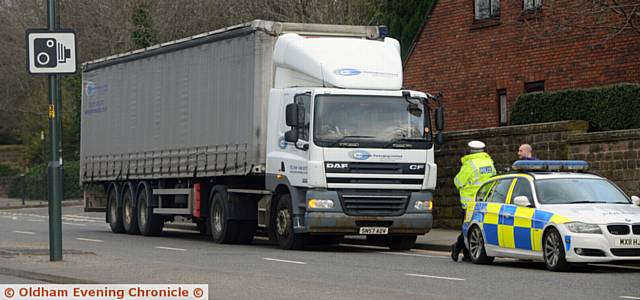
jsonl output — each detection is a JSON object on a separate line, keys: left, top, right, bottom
{"left": 122, "top": 183, "right": 139, "bottom": 235}
{"left": 137, "top": 182, "right": 164, "bottom": 236}
{"left": 386, "top": 235, "right": 417, "bottom": 251}
{"left": 107, "top": 185, "right": 125, "bottom": 233}
{"left": 275, "top": 194, "right": 307, "bottom": 250}
{"left": 210, "top": 192, "right": 239, "bottom": 244}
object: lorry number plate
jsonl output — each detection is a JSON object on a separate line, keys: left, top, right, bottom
{"left": 359, "top": 227, "right": 389, "bottom": 235}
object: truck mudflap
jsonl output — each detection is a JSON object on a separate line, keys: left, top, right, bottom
{"left": 301, "top": 212, "right": 433, "bottom": 235}
{"left": 84, "top": 185, "right": 107, "bottom": 212}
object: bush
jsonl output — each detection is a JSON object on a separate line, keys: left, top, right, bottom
{"left": 0, "top": 164, "right": 18, "bottom": 176}
{"left": 510, "top": 83, "right": 640, "bottom": 131}
{"left": 8, "top": 160, "right": 82, "bottom": 200}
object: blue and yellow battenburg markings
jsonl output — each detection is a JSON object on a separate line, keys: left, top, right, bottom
{"left": 463, "top": 176, "right": 572, "bottom": 252}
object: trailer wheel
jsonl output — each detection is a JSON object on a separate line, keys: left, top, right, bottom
{"left": 107, "top": 184, "right": 125, "bottom": 233}
{"left": 210, "top": 192, "right": 239, "bottom": 244}
{"left": 137, "top": 182, "right": 164, "bottom": 236}
{"left": 274, "top": 193, "right": 307, "bottom": 250}
{"left": 121, "top": 182, "right": 139, "bottom": 235}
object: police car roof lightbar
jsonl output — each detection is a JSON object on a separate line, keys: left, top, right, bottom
{"left": 512, "top": 160, "right": 589, "bottom": 172}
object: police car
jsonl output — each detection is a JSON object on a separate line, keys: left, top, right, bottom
{"left": 462, "top": 160, "right": 640, "bottom": 271}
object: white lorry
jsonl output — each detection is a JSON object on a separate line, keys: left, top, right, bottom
{"left": 81, "top": 20, "right": 444, "bottom": 250}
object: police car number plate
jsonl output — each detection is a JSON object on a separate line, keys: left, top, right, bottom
{"left": 615, "top": 237, "right": 640, "bottom": 247}
{"left": 359, "top": 227, "right": 388, "bottom": 235}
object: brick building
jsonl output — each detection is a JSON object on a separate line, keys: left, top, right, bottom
{"left": 403, "top": 0, "right": 640, "bottom": 131}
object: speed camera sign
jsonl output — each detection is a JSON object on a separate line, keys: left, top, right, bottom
{"left": 26, "top": 29, "right": 77, "bottom": 74}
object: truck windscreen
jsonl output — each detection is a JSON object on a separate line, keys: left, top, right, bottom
{"left": 313, "top": 95, "right": 431, "bottom": 149}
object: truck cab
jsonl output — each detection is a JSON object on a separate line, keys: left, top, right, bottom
{"left": 265, "top": 33, "right": 444, "bottom": 250}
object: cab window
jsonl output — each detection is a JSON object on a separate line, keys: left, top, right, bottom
{"left": 475, "top": 181, "right": 495, "bottom": 202}
{"left": 510, "top": 178, "right": 534, "bottom": 204}
{"left": 294, "top": 93, "right": 311, "bottom": 141}
{"left": 486, "top": 179, "right": 514, "bottom": 204}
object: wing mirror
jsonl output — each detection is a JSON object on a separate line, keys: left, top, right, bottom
{"left": 632, "top": 195, "right": 640, "bottom": 206}
{"left": 513, "top": 196, "right": 532, "bottom": 207}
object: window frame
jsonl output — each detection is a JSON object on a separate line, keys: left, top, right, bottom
{"left": 486, "top": 178, "right": 515, "bottom": 204}
{"left": 474, "top": 0, "right": 501, "bottom": 21}
{"left": 498, "top": 89, "right": 508, "bottom": 126}
{"left": 523, "top": 0, "right": 543, "bottom": 12}
{"left": 525, "top": 81, "right": 545, "bottom": 93}
{"left": 476, "top": 180, "right": 497, "bottom": 202}
{"left": 294, "top": 93, "right": 311, "bottom": 142}
{"left": 508, "top": 177, "right": 536, "bottom": 206}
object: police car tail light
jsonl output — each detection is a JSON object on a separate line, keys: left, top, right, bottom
{"left": 308, "top": 199, "right": 334, "bottom": 209}
{"left": 565, "top": 222, "right": 602, "bottom": 234}
{"left": 414, "top": 200, "right": 432, "bottom": 211}
{"left": 512, "top": 160, "right": 589, "bottom": 172}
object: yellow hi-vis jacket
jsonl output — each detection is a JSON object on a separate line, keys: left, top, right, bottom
{"left": 453, "top": 152, "right": 496, "bottom": 208}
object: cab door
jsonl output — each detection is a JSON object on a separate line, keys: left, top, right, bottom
{"left": 508, "top": 177, "right": 538, "bottom": 252}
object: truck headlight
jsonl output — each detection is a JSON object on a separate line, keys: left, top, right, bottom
{"left": 565, "top": 222, "right": 602, "bottom": 234}
{"left": 414, "top": 200, "right": 432, "bottom": 211}
{"left": 308, "top": 199, "right": 334, "bottom": 209}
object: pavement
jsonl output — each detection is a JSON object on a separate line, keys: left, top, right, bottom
{"left": 0, "top": 197, "right": 83, "bottom": 210}
{"left": 0, "top": 197, "right": 459, "bottom": 252}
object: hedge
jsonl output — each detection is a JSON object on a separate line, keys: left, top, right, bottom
{"left": 510, "top": 83, "right": 640, "bottom": 131}
{"left": 8, "top": 160, "right": 82, "bottom": 200}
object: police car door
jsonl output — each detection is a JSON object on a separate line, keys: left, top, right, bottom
{"left": 484, "top": 178, "right": 514, "bottom": 255}
{"left": 508, "top": 177, "right": 542, "bottom": 258}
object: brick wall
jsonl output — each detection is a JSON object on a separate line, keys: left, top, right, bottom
{"left": 404, "top": 0, "right": 640, "bottom": 131}
{"left": 435, "top": 120, "right": 640, "bottom": 228}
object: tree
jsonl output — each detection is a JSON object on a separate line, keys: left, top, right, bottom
{"left": 381, "top": 0, "right": 434, "bottom": 60}
{"left": 131, "top": 1, "right": 157, "bottom": 48}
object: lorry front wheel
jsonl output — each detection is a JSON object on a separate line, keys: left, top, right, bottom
{"left": 210, "top": 192, "right": 239, "bottom": 244}
{"left": 274, "top": 194, "right": 307, "bottom": 250}
{"left": 107, "top": 184, "right": 125, "bottom": 233}
{"left": 386, "top": 235, "right": 417, "bottom": 251}
{"left": 137, "top": 182, "right": 164, "bottom": 236}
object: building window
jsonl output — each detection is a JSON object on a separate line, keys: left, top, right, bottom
{"left": 498, "top": 90, "right": 508, "bottom": 126}
{"left": 525, "top": 81, "right": 545, "bottom": 93}
{"left": 475, "top": 0, "right": 500, "bottom": 20}
{"left": 523, "top": 0, "right": 543, "bottom": 11}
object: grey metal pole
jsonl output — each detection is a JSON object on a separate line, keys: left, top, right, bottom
{"left": 47, "top": 0, "right": 63, "bottom": 262}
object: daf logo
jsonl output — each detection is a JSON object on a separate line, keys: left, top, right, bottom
{"left": 349, "top": 150, "right": 371, "bottom": 160}
{"left": 326, "top": 163, "right": 349, "bottom": 169}
{"left": 409, "top": 164, "right": 425, "bottom": 171}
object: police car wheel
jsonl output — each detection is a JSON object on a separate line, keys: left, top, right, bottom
{"left": 543, "top": 228, "right": 571, "bottom": 272}
{"left": 468, "top": 226, "right": 494, "bottom": 264}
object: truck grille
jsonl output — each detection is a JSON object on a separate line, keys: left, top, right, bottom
{"left": 338, "top": 190, "right": 409, "bottom": 217}
{"left": 327, "top": 178, "right": 423, "bottom": 185}
{"left": 608, "top": 225, "right": 630, "bottom": 235}
{"left": 610, "top": 248, "right": 640, "bottom": 257}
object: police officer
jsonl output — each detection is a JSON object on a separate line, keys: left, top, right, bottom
{"left": 451, "top": 140, "right": 496, "bottom": 262}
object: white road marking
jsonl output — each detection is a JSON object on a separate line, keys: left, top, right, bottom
{"left": 620, "top": 296, "right": 640, "bottom": 300}
{"left": 25, "top": 219, "right": 45, "bottom": 222}
{"left": 76, "top": 238, "right": 104, "bottom": 243}
{"left": 12, "top": 231, "right": 36, "bottom": 235}
{"left": 263, "top": 258, "right": 307, "bottom": 265}
{"left": 155, "top": 246, "right": 187, "bottom": 251}
{"left": 591, "top": 264, "right": 640, "bottom": 271}
{"left": 65, "top": 214, "right": 103, "bottom": 221}
{"left": 405, "top": 273, "right": 465, "bottom": 281}
{"left": 62, "top": 222, "right": 86, "bottom": 226}
{"left": 378, "top": 251, "right": 448, "bottom": 259}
